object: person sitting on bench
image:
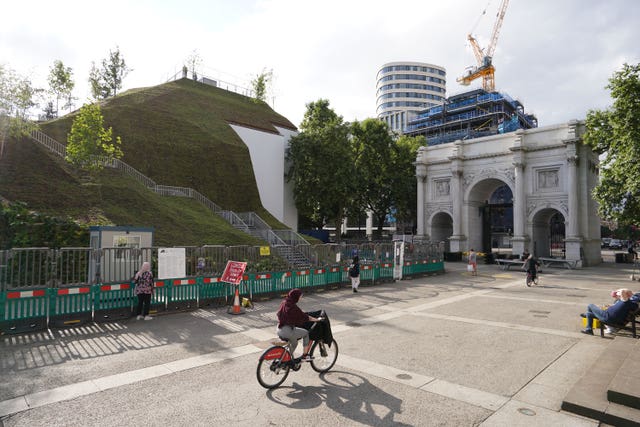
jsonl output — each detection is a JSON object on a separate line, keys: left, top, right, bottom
{"left": 581, "top": 289, "right": 638, "bottom": 335}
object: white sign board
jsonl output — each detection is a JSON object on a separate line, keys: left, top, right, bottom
{"left": 158, "top": 247, "right": 186, "bottom": 279}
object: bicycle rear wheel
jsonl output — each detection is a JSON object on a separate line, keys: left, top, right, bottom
{"left": 256, "top": 346, "right": 291, "bottom": 389}
{"left": 309, "top": 339, "right": 338, "bottom": 373}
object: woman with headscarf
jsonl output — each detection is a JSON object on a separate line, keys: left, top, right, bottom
{"left": 134, "top": 261, "right": 154, "bottom": 320}
{"left": 276, "top": 288, "right": 322, "bottom": 360}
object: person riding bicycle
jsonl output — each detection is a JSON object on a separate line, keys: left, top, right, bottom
{"left": 523, "top": 253, "right": 540, "bottom": 282}
{"left": 276, "top": 289, "right": 323, "bottom": 361}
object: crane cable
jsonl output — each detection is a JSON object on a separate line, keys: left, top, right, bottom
{"left": 470, "top": 0, "right": 492, "bottom": 35}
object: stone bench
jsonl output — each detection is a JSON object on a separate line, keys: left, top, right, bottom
{"left": 494, "top": 259, "right": 525, "bottom": 270}
{"left": 539, "top": 257, "right": 578, "bottom": 269}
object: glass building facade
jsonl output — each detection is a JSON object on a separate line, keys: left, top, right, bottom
{"left": 376, "top": 62, "right": 447, "bottom": 133}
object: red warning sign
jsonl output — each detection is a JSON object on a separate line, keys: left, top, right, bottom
{"left": 221, "top": 261, "right": 247, "bottom": 285}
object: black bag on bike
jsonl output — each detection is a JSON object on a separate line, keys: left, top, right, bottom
{"left": 305, "top": 310, "right": 334, "bottom": 346}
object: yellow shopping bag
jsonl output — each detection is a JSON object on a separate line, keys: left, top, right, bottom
{"left": 582, "top": 317, "right": 601, "bottom": 329}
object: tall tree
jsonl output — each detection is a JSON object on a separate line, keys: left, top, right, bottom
{"left": 350, "top": 120, "right": 424, "bottom": 235}
{"left": 251, "top": 69, "right": 272, "bottom": 103}
{"left": 286, "top": 100, "right": 353, "bottom": 238}
{"left": 47, "top": 60, "right": 75, "bottom": 116}
{"left": 392, "top": 134, "right": 425, "bottom": 233}
{"left": 66, "top": 103, "right": 123, "bottom": 172}
{"left": 88, "top": 47, "right": 131, "bottom": 99}
{"left": 350, "top": 118, "right": 395, "bottom": 235}
{"left": 0, "top": 64, "right": 39, "bottom": 138}
{"left": 185, "top": 50, "right": 202, "bottom": 81}
{"left": 584, "top": 63, "right": 640, "bottom": 226}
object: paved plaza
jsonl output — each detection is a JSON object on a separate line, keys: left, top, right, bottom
{"left": 1, "top": 261, "right": 637, "bottom": 426}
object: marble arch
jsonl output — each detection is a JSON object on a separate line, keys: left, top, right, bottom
{"left": 415, "top": 120, "right": 601, "bottom": 267}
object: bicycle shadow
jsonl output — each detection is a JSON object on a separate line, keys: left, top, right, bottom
{"left": 266, "top": 370, "right": 411, "bottom": 427}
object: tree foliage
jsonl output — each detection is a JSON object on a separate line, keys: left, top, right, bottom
{"left": 350, "top": 120, "right": 424, "bottom": 235}
{"left": 392, "top": 134, "right": 425, "bottom": 231}
{"left": 350, "top": 119, "right": 395, "bottom": 233}
{"left": 88, "top": 47, "right": 131, "bottom": 99}
{"left": 0, "top": 201, "right": 88, "bottom": 249}
{"left": 47, "top": 59, "right": 75, "bottom": 116}
{"left": 185, "top": 50, "right": 202, "bottom": 81}
{"left": 286, "top": 100, "right": 353, "bottom": 236}
{"left": 584, "top": 63, "right": 640, "bottom": 225}
{"left": 251, "top": 69, "right": 272, "bottom": 103}
{"left": 66, "top": 103, "right": 123, "bottom": 172}
{"left": 287, "top": 100, "right": 425, "bottom": 238}
{"left": 0, "top": 64, "right": 40, "bottom": 138}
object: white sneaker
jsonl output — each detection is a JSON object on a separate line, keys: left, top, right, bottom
{"left": 605, "top": 326, "right": 617, "bottom": 334}
{"left": 136, "top": 315, "right": 144, "bottom": 320}
{"left": 144, "top": 316, "right": 153, "bottom": 321}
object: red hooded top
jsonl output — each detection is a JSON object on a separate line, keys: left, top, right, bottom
{"left": 277, "top": 288, "right": 309, "bottom": 328}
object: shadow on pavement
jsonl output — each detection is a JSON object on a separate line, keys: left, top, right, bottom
{"left": 266, "top": 370, "right": 411, "bottom": 427}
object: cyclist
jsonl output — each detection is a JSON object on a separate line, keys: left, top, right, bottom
{"left": 276, "top": 288, "right": 323, "bottom": 361}
{"left": 523, "top": 253, "right": 540, "bottom": 285}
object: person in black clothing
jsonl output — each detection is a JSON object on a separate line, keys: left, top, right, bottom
{"left": 628, "top": 242, "right": 637, "bottom": 260}
{"left": 523, "top": 254, "right": 540, "bottom": 284}
{"left": 349, "top": 256, "right": 360, "bottom": 293}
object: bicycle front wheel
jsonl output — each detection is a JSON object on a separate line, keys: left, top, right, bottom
{"left": 310, "top": 339, "right": 338, "bottom": 373}
{"left": 256, "top": 346, "right": 291, "bottom": 389}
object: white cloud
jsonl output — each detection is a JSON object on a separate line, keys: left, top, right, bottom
{"left": 2, "top": 0, "right": 638, "bottom": 127}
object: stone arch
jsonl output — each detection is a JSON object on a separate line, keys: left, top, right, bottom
{"left": 530, "top": 207, "right": 566, "bottom": 258}
{"left": 465, "top": 178, "right": 514, "bottom": 253}
{"left": 430, "top": 211, "right": 453, "bottom": 252}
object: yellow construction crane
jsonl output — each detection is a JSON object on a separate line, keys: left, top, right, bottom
{"left": 457, "top": 0, "right": 509, "bottom": 92}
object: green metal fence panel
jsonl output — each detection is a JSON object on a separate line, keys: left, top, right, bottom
{"left": 326, "top": 266, "right": 342, "bottom": 286}
{"left": 378, "top": 262, "right": 394, "bottom": 281}
{"left": 48, "top": 285, "right": 93, "bottom": 327}
{"left": 402, "top": 261, "right": 413, "bottom": 277}
{"left": 271, "top": 272, "right": 292, "bottom": 295}
{"left": 280, "top": 269, "right": 312, "bottom": 291}
{"left": 426, "top": 259, "right": 445, "bottom": 273}
{"left": 250, "top": 273, "right": 275, "bottom": 296}
{"left": 150, "top": 279, "right": 169, "bottom": 313}
{"left": 93, "top": 282, "right": 134, "bottom": 321}
{"left": 310, "top": 268, "right": 327, "bottom": 288}
{"left": 168, "top": 278, "right": 198, "bottom": 311}
{"left": 360, "top": 264, "right": 375, "bottom": 283}
{"left": 199, "top": 276, "right": 226, "bottom": 307}
{"left": 0, "top": 288, "right": 49, "bottom": 334}
{"left": 293, "top": 269, "right": 312, "bottom": 290}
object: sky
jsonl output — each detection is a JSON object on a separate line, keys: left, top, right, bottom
{"left": 2, "top": 0, "right": 639, "bottom": 128}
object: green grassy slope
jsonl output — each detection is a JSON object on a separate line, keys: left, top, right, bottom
{"left": 0, "top": 78, "right": 297, "bottom": 246}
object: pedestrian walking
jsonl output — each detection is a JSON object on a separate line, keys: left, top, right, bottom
{"left": 468, "top": 249, "right": 477, "bottom": 276}
{"left": 134, "top": 261, "right": 154, "bottom": 320}
{"left": 349, "top": 256, "right": 360, "bottom": 293}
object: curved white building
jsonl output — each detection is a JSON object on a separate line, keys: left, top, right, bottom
{"left": 376, "top": 61, "right": 446, "bottom": 133}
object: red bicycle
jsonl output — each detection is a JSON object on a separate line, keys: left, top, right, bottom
{"left": 256, "top": 311, "right": 339, "bottom": 389}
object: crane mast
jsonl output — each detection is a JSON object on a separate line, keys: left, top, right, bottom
{"left": 457, "top": 0, "right": 509, "bottom": 92}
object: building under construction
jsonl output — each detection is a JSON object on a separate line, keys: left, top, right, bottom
{"left": 403, "top": 88, "right": 538, "bottom": 146}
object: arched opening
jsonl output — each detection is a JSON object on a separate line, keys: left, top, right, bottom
{"left": 431, "top": 212, "right": 453, "bottom": 252}
{"left": 467, "top": 179, "right": 513, "bottom": 254}
{"left": 531, "top": 208, "right": 566, "bottom": 258}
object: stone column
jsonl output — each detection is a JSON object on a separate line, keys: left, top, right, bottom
{"left": 566, "top": 154, "right": 579, "bottom": 238}
{"left": 416, "top": 164, "right": 427, "bottom": 236}
{"left": 509, "top": 130, "right": 528, "bottom": 256}
{"left": 511, "top": 161, "right": 527, "bottom": 256}
{"left": 564, "top": 131, "right": 583, "bottom": 264}
{"left": 449, "top": 167, "right": 466, "bottom": 252}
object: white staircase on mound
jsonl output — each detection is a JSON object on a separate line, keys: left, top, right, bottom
{"left": 29, "top": 129, "right": 310, "bottom": 268}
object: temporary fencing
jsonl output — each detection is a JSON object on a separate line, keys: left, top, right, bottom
{"left": 0, "top": 241, "right": 443, "bottom": 334}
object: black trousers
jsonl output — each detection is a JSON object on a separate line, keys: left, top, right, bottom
{"left": 136, "top": 293, "right": 152, "bottom": 316}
